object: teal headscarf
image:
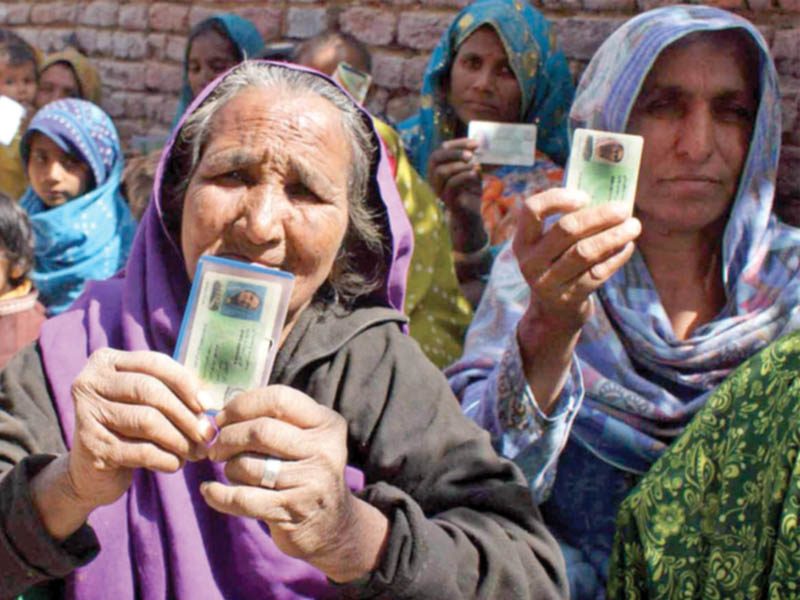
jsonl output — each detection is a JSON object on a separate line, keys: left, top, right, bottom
{"left": 398, "top": 0, "right": 574, "bottom": 176}
{"left": 170, "top": 13, "right": 264, "bottom": 129}
{"left": 19, "top": 99, "right": 136, "bottom": 315}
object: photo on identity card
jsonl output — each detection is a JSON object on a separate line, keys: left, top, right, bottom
{"left": 565, "top": 128, "right": 644, "bottom": 214}
{"left": 174, "top": 256, "right": 294, "bottom": 410}
{"left": 467, "top": 120, "right": 537, "bottom": 167}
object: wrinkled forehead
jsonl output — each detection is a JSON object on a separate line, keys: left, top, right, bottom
{"left": 642, "top": 29, "right": 759, "bottom": 94}
{"left": 204, "top": 86, "right": 349, "bottom": 154}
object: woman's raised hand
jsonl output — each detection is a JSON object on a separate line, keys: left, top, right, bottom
{"left": 512, "top": 188, "right": 641, "bottom": 412}
{"left": 201, "top": 385, "right": 388, "bottom": 582}
{"left": 427, "top": 138, "right": 488, "bottom": 251}
{"left": 68, "top": 348, "right": 213, "bottom": 508}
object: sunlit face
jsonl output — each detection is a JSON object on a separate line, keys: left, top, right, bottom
{"left": 447, "top": 26, "right": 521, "bottom": 126}
{"left": 187, "top": 30, "right": 239, "bottom": 98}
{"left": 26, "top": 132, "right": 92, "bottom": 207}
{"left": 180, "top": 87, "right": 351, "bottom": 328}
{"left": 627, "top": 33, "right": 757, "bottom": 234}
{"left": 35, "top": 62, "right": 81, "bottom": 108}
{"left": 0, "top": 59, "right": 36, "bottom": 113}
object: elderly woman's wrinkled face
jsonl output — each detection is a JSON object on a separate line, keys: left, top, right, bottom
{"left": 187, "top": 30, "right": 239, "bottom": 98}
{"left": 181, "top": 87, "right": 351, "bottom": 323}
{"left": 447, "top": 26, "right": 521, "bottom": 126}
{"left": 627, "top": 32, "right": 757, "bottom": 233}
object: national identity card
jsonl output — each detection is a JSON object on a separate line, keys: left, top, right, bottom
{"left": 174, "top": 256, "right": 294, "bottom": 411}
{"left": 565, "top": 128, "right": 643, "bottom": 214}
{"left": 467, "top": 120, "right": 537, "bottom": 167}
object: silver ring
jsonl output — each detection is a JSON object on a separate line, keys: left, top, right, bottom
{"left": 260, "top": 457, "right": 282, "bottom": 489}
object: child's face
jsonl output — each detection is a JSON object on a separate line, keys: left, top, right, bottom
{"left": 27, "top": 132, "right": 91, "bottom": 207}
{"left": 0, "top": 59, "right": 36, "bottom": 112}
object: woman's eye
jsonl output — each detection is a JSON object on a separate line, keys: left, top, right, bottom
{"left": 215, "top": 170, "right": 247, "bottom": 185}
{"left": 715, "top": 101, "right": 753, "bottom": 124}
{"left": 462, "top": 56, "right": 481, "bottom": 71}
{"left": 286, "top": 182, "right": 316, "bottom": 200}
{"left": 498, "top": 65, "right": 514, "bottom": 78}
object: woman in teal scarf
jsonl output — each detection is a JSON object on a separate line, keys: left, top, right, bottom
{"left": 170, "top": 14, "right": 264, "bottom": 130}
{"left": 19, "top": 99, "right": 136, "bottom": 315}
{"left": 398, "top": 0, "right": 574, "bottom": 174}
{"left": 397, "top": 0, "right": 574, "bottom": 303}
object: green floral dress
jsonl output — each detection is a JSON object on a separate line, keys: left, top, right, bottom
{"left": 608, "top": 331, "right": 800, "bottom": 599}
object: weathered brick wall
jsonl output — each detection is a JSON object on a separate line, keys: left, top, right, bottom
{"left": 2, "top": 0, "right": 800, "bottom": 200}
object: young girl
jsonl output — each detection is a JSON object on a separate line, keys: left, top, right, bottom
{"left": 19, "top": 98, "right": 136, "bottom": 315}
{"left": 0, "top": 191, "right": 45, "bottom": 368}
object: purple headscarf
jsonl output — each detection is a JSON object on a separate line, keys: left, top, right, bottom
{"left": 36, "top": 61, "right": 413, "bottom": 599}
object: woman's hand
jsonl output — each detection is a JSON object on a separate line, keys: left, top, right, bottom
{"left": 427, "top": 138, "right": 488, "bottom": 252}
{"left": 32, "top": 348, "right": 213, "bottom": 540}
{"left": 68, "top": 348, "right": 213, "bottom": 506}
{"left": 202, "top": 385, "right": 389, "bottom": 582}
{"left": 512, "top": 188, "right": 641, "bottom": 412}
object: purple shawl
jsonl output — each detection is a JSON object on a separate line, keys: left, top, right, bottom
{"left": 37, "top": 61, "right": 413, "bottom": 599}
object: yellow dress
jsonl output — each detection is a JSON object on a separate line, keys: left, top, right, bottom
{"left": 0, "top": 130, "right": 27, "bottom": 200}
{"left": 374, "top": 119, "right": 473, "bottom": 369}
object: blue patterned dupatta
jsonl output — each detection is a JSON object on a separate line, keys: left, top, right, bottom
{"left": 567, "top": 5, "right": 800, "bottom": 475}
{"left": 397, "top": 0, "right": 574, "bottom": 176}
{"left": 19, "top": 99, "right": 136, "bottom": 315}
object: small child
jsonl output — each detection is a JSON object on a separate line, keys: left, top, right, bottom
{"left": 0, "top": 191, "right": 45, "bottom": 369}
{"left": 0, "top": 29, "right": 37, "bottom": 200}
{"left": 19, "top": 98, "right": 136, "bottom": 315}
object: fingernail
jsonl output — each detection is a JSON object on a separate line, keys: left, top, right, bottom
{"left": 197, "top": 390, "right": 222, "bottom": 412}
{"left": 196, "top": 413, "right": 218, "bottom": 445}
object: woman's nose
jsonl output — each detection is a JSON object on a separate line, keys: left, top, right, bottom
{"left": 471, "top": 68, "right": 494, "bottom": 93}
{"left": 240, "top": 186, "right": 285, "bottom": 246}
{"left": 676, "top": 104, "right": 714, "bottom": 163}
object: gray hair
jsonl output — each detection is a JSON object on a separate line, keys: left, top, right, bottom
{"left": 162, "top": 61, "right": 384, "bottom": 305}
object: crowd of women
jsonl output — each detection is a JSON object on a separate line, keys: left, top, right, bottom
{"left": 1, "top": 1, "right": 800, "bottom": 598}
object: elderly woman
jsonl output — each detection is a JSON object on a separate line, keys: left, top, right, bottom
{"left": 398, "top": 0, "right": 574, "bottom": 304}
{"left": 447, "top": 5, "right": 800, "bottom": 598}
{"left": 0, "top": 61, "right": 566, "bottom": 599}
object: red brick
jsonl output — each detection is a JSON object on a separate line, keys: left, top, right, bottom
{"left": 542, "top": 0, "right": 581, "bottom": 9}
{"left": 371, "top": 51, "right": 406, "bottom": 89}
{"left": 233, "top": 7, "right": 284, "bottom": 42}
{"left": 36, "top": 30, "right": 74, "bottom": 53}
{"left": 80, "top": 2, "right": 118, "bottom": 27}
{"left": 422, "top": 0, "right": 471, "bottom": 6}
{"left": 398, "top": 12, "right": 452, "bottom": 50}
{"left": 187, "top": 6, "right": 218, "bottom": 29}
{"left": 778, "top": 0, "right": 800, "bottom": 9}
{"left": 146, "top": 94, "right": 179, "bottom": 126}
{"left": 166, "top": 35, "right": 188, "bottom": 63}
{"left": 147, "top": 33, "right": 168, "bottom": 61}
{"left": 552, "top": 17, "right": 624, "bottom": 61}
{"left": 403, "top": 55, "right": 429, "bottom": 91}
{"left": 286, "top": 7, "right": 330, "bottom": 39}
{"left": 113, "top": 33, "right": 148, "bottom": 60}
{"left": 748, "top": 0, "right": 775, "bottom": 8}
{"left": 584, "top": 0, "right": 636, "bottom": 10}
{"left": 774, "top": 28, "right": 800, "bottom": 78}
{"left": 31, "top": 3, "right": 77, "bottom": 26}
{"left": 119, "top": 5, "right": 149, "bottom": 31}
{"left": 149, "top": 3, "right": 189, "bottom": 33}
{"left": 97, "top": 59, "right": 147, "bottom": 91}
{"left": 146, "top": 62, "right": 184, "bottom": 93}
{"left": 340, "top": 7, "right": 396, "bottom": 46}
{"left": 1, "top": 4, "right": 31, "bottom": 26}
{"left": 95, "top": 30, "right": 113, "bottom": 56}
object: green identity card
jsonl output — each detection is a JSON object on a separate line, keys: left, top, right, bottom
{"left": 565, "top": 128, "right": 643, "bottom": 214}
{"left": 333, "top": 61, "right": 372, "bottom": 105}
{"left": 173, "top": 256, "right": 294, "bottom": 410}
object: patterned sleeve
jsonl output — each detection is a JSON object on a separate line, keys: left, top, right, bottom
{"left": 446, "top": 241, "right": 584, "bottom": 502}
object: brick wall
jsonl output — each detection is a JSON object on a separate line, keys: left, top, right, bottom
{"left": 2, "top": 0, "right": 800, "bottom": 201}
